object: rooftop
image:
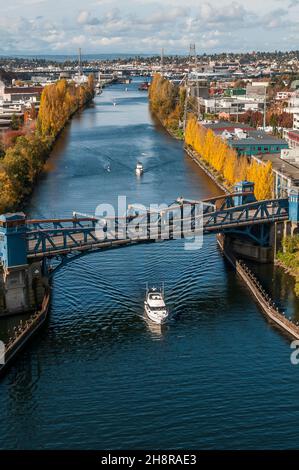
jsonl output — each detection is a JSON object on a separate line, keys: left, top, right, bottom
{"left": 203, "top": 121, "right": 287, "bottom": 146}
{"left": 253, "top": 153, "right": 299, "bottom": 184}
{"left": 4, "top": 86, "right": 43, "bottom": 94}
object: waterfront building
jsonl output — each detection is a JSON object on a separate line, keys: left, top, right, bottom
{"left": 198, "top": 96, "right": 264, "bottom": 116}
{"left": 283, "top": 129, "right": 299, "bottom": 148}
{"left": 203, "top": 121, "right": 288, "bottom": 156}
{"left": 252, "top": 152, "right": 299, "bottom": 198}
{"left": 0, "top": 80, "right": 43, "bottom": 102}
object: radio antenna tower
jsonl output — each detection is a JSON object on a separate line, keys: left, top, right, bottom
{"left": 189, "top": 43, "right": 201, "bottom": 119}
{"left": 183, "top": 43, "right": 201, "bottom": 131}
{"left": 189, "top": 43, "right": 196, "bottom": 63}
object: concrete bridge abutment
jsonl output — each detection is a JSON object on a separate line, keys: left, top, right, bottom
{"left": 0, "top": 213, "right": 46, "bottom": 316}
{"left": 218, "top": 233, "right": 274, "bottom": 263}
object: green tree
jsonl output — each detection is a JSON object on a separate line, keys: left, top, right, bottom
{"left": 0, "top": 141, "right": 4, "bottom": 159}
{"left": 10, "top": 114, "right": 20, "bottom": 130}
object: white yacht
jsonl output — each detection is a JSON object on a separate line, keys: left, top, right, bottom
{"left": 144, "top": 286, "right": 169, "bottom": 324}
{"left": 135, "top": 162, "right": 144, "bottom": 176}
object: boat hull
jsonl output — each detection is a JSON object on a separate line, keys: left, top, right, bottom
{"left": 144, "top": 302, "right": 168, "bottom": 325}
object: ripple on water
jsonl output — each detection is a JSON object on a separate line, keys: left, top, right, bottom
{"left": 0, "top": 80, "right": 299, "bottom": 450}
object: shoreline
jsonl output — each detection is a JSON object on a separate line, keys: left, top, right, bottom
{"left": 0, "top": 290, "right": 51, "bottom": 376}
{"left": 151, "top": 107, "right": 298, "bottom": 335}
{"left": 217, "top": 235, "right": 299, "bottom": 340}
{"left": 1, "top": 86, "right": 95, "bottom": 215}
{"left": 149, "top": 108, "right": 183, "bottom": 141}
{"left": 184, "top": 145, "right": 230, "bottom": 194}
{"left": 275, "top": 257, "right": 299, "bottom": 287}
{"left": 20, "top": 96, "right": 94, "bottom": 213}
{"left": 150, "top": 107, "right": 230, "bottom": 194}
{"left": 0, "top": 95, "right": 95, "bottom": 376}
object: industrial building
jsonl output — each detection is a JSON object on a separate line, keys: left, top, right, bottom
{"left": 283, "top": 129, "right": 299, "bottom": 149}
{"left": 203, "top": 121, "right": 288, "bottom": 156}
{"left": 252, "top": 152, "right": 299, "bottom": 198}
{"left": 0, "top": 81, "right": 43, "bottom": 102}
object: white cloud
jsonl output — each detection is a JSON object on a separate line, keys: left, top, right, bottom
{"left": 0, "top": 0, "right": 298, "bottom": 54}
{"left": 77, "top": 10, "right": 100, "bottom": 25}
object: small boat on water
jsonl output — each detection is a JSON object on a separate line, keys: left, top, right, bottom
{"left": 144, "top": 286, "right": 169, "bottom": 325}
{"left": 138, "top": 81, "right": 150, "bottom": 91}
{"left": 135, "top": 162, "right": 144, "bottom": 176}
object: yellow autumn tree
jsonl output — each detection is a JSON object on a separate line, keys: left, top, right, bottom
{"left": 37, "top": 77, "right": 94, "bottom": 138}
{"left": 184, "top": 114, "right": 274, "bottom": 200}
{"left": 149, "top": 73, "right": 184, "bottom": 133}
{"left": 0, "top": 76, "right": 95, "bottom": 213}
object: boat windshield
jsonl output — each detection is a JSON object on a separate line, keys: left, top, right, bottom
{"left": 148, "top": 293, "right": 162, "bottom": 300}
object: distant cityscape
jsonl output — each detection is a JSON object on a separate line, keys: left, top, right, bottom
{"left": 1, "top": 49, "right": 299, "bottom": 188}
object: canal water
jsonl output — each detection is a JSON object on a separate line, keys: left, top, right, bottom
{"left": 1, "top": 79, "right": 299, "bottom": 450}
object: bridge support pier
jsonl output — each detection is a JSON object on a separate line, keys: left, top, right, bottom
{"left": 0, "top": 262, "right": 46, "bottom": 316}
{"left": 218, "top": 233, "right": 274, "bottom": 263}
{"left": 0, "top": 213, "right": 46, "bottom": 316}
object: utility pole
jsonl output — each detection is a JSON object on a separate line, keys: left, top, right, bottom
{"left": 263, "top": 86, "right": 267, "bottom": 130}
{"left": 189, "top": 43, "right": 201, "bottom": 120}
{"left": 78, "top": 47, "right": 82, "bottom": 76}
{"left": 183, "top": 75, "right": 189, "bottom": 132}
{"left": 183, "top": 45, "right": 193, "bottom": 131}
{"left": 161, "top": 48, "right": 164, "bottom": 75}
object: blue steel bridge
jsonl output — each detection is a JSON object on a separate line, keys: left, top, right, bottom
{"left": 25, "top": 194, "right": 288, "bottom": 261}
{"left": 0, "top": 180, "right": 297, "bottom": 315}
{"left": 0, "top": 181, "right": 292, "bottom": 273}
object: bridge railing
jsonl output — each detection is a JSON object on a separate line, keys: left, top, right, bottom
{"left": 25, "top": 197, "right": 289, "bottom": 258}
{"left": 202, "top": 198, "right": 289, "bottom": 231}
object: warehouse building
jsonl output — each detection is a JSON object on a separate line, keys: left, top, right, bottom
{"left": 203, "top": 121, "right": 288, "bottom": 156}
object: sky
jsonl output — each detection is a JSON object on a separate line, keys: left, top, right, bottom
{"left": 0, "top": 0, "right": 298, "bottom": 55}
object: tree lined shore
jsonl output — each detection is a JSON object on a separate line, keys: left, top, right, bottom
{"left": 0, "top": 76, "right": 94, "bottom": 213}
{"left": 149, "top": 73, "right": 274, "bottom": 200}
{"left": 185, "top": 115, "right": 273, "bottom": 200}
{"left": 149, "top": 73, "right": 185, "bottom": 139}
{"left": 276, "top": 236, "right": 299, "bottom": 296}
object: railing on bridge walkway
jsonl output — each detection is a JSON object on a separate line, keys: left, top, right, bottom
{"left": 24, "top": 193, "right": 289, "bottom": 260}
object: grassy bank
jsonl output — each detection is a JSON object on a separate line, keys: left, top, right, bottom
{"left": 276, "top": 236, "right": 299, "bottom": 296}
{"left": 0, "top": 76, "right": 94, "bottom": 213}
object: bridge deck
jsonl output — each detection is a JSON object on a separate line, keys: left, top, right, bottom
{"left": 26, "top": 197, "right": 289, "bottom": 260}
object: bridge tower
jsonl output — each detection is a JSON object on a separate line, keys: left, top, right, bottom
{"left": 233, "top": 181, "right": 255, "bottom": 206}
{"left": 0, "top": 213, "right": 45, "bottom": 315}
{"left": 281, "top": 186, "right": 299, "bottom": 239}
{"left": 220, "top": 181, "right": 281, "bottom": 263}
